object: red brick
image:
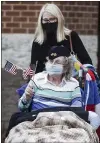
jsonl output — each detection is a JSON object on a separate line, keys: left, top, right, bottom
{"left": 76, "top": 13, "right": 84, "bottom": 17}
{"left": 37, "top": 1, "right": 50, "bottom": 4}
{"left": 21, "top": 23, "right": 36, "bottom": 28}
{"left": 77, "top": 1, "right": 86, "bottom": 5}
{"left": 88, "top": 18, "right": 94, "bottom": 23}
{"left": 65, "top": 18, "right": 72, "bottom": 23}
{"left": 84, "top": 1, "right": 92, "bottom": 6}
{"left": 28, "top": 28, "right": 35, "bottom": 33}
{"left": 21, "top": 11, "right": 36, "bottom": 17}
{"left": 68, "top": 24, "right": 76, "bottom": 29}
{"left": 72, "top": 18, "right": 79, "bottom": 23}
{"left": 91, "top": 19, "right": 98, "bottom": 25}
{"left": 6, "top": 11, "right": 20, "bottom": 16}
{"left": 60, "top": 1, "right": 69, "bottom": 5}
{"left": 92, "top": 13, "right": 98, "bottom": 18}
{"left": 6, "top": 23, "right": 20, "bottom": 28}
{"left": 28, "top": 5, "right": 42, "bottom": 11}
{"left": 79, "top": 6, "right": 88, "bottom": 11}
{"left": 13, "top": 17, "right": 27, "bottom": 22}
{"left": 53, "top": 1, "right": 61, "bottom": 5}
{"left": 76, "top": 24, "right": 83, "bottom": 29}
{"left": 93, "top": 7, "right": 98, "bottom": 12}
{"left": 93, "top": 31, "right": 97, "bottom": 35}
{"left": 83, "top": 13, "right": 92, "bottom": 18}
{"left": 29, "top": 17, "right": 38, "bottom": 22}
{"left": 91, "top": 1, "right": 98, "bottom": 6}
{"left": 1, "top": 5, "right": 12, "bottom": 10}
{"left": 5, "top": 1, "right": 21, "bottom": 4}
{"left": 69, "top": 1, "right": 77, "bottom": 5}
{"left": 20, "top": 1, "right": 37, "bottom": 4}
{"left": 2, "top": 17, "right": 11, "bottom": 22}
{"left": 2, "top": 22, "right": 4, "bottom": 28}
{"left": 79, "top": 18, "right": 85, "bottom": 23}
{"left": 69, "top": 12, "right": 75, "bottom": 17}
{"left": 63, "top": 6, "right": 72, "bottom": 11}
{"left": 2, "top": 28, "right": 11, "bottom": 33}
{"left": 71, "top": 6, "right": 80, "bottom": 11}
{"left": 12, "top": 28, "right": 27, "bottom": 33}
{"left": 1, "top": 11, "right": 5, "bottom": 17}
{"left": 13, "top": 5, "right": 27, "bottom": 10}
{"left": 87, "top": 7, "right": 97, "bottom": 12}
{"left": 79, "top": 30, "right": 87, "bottom": 34}
{"left": 87, "top": 30, "right": 94, "bottom": 34}
{"left": 91, "top": 24, "right": 97, "bottom": 29}
{"left": 62, "top": 11, "right": 68, "bottom": 17}
{"left": 83, "top": 24, "right": 90, "bottom": 29}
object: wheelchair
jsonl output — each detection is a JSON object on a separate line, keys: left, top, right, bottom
{"left": 16, "top": 64, "right": 100, "bottom": 139}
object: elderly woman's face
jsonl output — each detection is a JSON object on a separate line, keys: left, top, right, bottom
{"left": 50, "top": 57, "right": 66, "bottom": 65}
{"left": 45, "top": 56, "right": 67, "bottom": 75}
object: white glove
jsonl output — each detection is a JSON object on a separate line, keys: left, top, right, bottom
{"left": 88, "top": 111, "right": 100, "bottom": 130}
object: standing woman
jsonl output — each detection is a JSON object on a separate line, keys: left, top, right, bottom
{"left": 28, "top": 3, "right": 92, "bottom": 77}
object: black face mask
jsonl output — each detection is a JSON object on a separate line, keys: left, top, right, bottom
{"left": 42, "top": 22, "right": 58, "bottom": 34}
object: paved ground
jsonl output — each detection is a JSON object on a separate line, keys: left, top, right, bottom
{"left": 1, "top": 68, "right": 25, "bottom": 142}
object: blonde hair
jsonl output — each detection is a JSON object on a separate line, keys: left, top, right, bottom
{"left": 63, "top": 56, "right": 73, "bottom": 80}
{"left": 34, "top": 3, "right": 71, "bottom": 44}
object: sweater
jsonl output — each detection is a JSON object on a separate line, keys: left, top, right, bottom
{"left": 18, "top": 72, "right": 82, "bottom": 111}
{"left": 31, "top": 31, "right": 92, "bottom": 73}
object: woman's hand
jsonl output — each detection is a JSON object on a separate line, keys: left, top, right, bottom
{"left": 25, "top": 85, "right": 34, "bottom": 100}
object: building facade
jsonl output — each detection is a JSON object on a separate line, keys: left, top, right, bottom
{"left": 1, "top": 1, "right": 99, "bottom": 68}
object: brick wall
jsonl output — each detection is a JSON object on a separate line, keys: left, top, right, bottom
{"left": 1, "top": 1, "right": 99, "bottom": 34}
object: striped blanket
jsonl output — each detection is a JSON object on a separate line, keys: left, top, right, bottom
{"left": 5, "top": 111, "right": 99, "bottom": 143}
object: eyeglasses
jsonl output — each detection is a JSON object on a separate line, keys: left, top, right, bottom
{"left": 42, "top": 18, "right": 57, "bottom": 24}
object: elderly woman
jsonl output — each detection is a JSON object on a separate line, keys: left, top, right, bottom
{"left": 19, "top": 45, "right": 100, "bottom": 128}
{"left": 20, "top": 45, "right": 82, "bottom": 110}
{"left": 6, "top": 46, "right": 100, "bottom": 138}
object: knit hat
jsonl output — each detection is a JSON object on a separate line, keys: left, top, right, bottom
{"left": 48, "top": 45, "right": 70, "bottom": 60}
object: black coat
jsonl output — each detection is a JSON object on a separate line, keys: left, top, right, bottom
{"left": 31, "top": 31, "right": 92, "bottom": 73}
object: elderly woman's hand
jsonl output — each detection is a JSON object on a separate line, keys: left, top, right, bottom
{"left": 22, "top": 67, "right": 35, "bottom": 80}
{"left": 25, "top": 85, "right": 34, "bottom": 100}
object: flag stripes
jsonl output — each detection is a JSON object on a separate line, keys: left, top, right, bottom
{"left": 4, "top": 60, "right": 35, "bottom": 79}
{"left": 4, "top": 61, "right": 17, "bottom": 75}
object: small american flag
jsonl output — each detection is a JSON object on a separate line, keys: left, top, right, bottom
{"left": 4, "top": 61, "right": 17, "bottom": 75}
{"left": 23, "top": 67, "right": 34, "bottom": 79}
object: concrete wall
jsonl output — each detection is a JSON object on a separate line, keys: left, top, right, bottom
{"left": 2, "top": 34, "right": 97, "bottom": 69}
